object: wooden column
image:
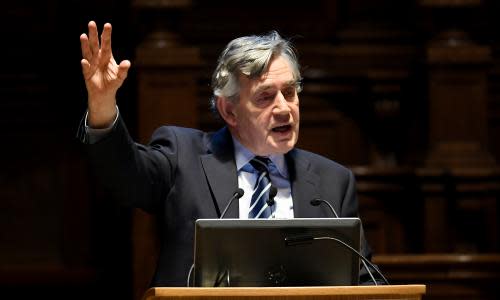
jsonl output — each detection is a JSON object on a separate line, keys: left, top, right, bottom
{"left": 134, "top": 0, "right": 202, "bottom": 141}
{"left": 419, "top": 1, "right": 499, "bottom": 256}
{"left": 422, "top": 0, "right": 496, "bottom": 168}
{"left": 426, "top": 43, "right": 495, "bottom": 167}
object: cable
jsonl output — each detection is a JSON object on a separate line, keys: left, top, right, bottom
{"left": 186, "top": 263, "right": 194, "bottom": 287}
{"left": 361, "top": 259, "right": 377, "bottom": 285}
{"left": 313, "top": 236, "right": 390, "bottom": 285}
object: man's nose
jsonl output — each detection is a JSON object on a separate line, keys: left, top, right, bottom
{"left": 273, "top": 91, "right": 291, "bottom": 115}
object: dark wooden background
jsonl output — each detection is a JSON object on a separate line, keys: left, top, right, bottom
{"left": 1, "top": 1, "right": 499, "bottom": 299}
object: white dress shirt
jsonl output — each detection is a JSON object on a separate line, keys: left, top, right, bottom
{"left": 232, "top": 137, "right": 294, "bottom": 219}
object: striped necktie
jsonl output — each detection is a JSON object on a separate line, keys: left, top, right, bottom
{"left": 248, "top": 156, "right": 273, "bottom": 219}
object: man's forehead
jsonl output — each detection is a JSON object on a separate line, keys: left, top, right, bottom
{"left": 254, "top": 80, "right": 297, "bottom": 92}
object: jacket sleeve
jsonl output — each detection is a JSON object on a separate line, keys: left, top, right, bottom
{"left": 82, "top": 114, "right": 177, "bottom": 213}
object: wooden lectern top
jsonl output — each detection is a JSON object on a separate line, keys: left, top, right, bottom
{"left": 143, "top": 285, "right": 426, "bottom": 300}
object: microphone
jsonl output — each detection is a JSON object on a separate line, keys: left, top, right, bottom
{"left": 188, "top": 188, "right": 245, "bottom": 287}
{"left": 266, "top": 186, "right": 278, "bottom": 207}
{"left": 220, "top": 188, "right": 245, "bottom": 219}
{"left": 310, "top": 198, "right": 339, "bottom": 218}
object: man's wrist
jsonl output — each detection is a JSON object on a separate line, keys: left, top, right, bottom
{"left": 87, "top": 104, "right": 118, "bottom": 128}
{"left": 85, "top": 105, "right": 119, "bottom": 129}
{"left": 84, "top": 105, "right": 120, "bottom": 144}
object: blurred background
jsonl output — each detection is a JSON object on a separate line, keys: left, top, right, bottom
{"left": 1, "top": 0, "right": 499, "bottom": 299}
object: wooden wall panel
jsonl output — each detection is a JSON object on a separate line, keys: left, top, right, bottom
{"left": 1, "top": 1, "right": 500, "bottom": 300}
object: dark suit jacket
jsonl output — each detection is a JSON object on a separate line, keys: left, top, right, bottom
{"left": 82, "top": 116, "right": 375, "bottom": 286}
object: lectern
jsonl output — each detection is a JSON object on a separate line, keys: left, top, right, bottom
{"left": 142, "top": 285, "right": 426, "bottom": 300}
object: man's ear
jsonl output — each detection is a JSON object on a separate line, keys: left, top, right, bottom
{"left": 216, "top": 97, "right": 237, "bottom": 127}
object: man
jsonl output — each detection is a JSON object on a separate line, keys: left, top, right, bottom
{"left": 78, "top": 21, "right": 378, "bottom": 286}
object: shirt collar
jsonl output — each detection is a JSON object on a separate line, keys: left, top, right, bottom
{"left": 232, "top": 136, "right": 288, "bottom": 178}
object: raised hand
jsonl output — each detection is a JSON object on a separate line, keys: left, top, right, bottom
{"left": 80, "top": 21, "right": 130, "bottom": 128}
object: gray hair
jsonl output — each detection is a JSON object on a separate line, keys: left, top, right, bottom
{"left": 210, "top": 31, "right": 302, "bottom": 116}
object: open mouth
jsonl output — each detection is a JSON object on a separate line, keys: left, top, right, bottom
{"left": 272, "top": 124, "right": 292, "bottom": 133}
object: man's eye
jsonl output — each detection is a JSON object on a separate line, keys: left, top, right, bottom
{"left": 260, "top": 94, "right": 274, "bottom": 101}
{"left": 283, "top": 89, "right": 295, "bottom": 98}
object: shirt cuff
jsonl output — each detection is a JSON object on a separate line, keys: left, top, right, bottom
{"left": 84, "top": 106, "right": 120, "bottom": 144}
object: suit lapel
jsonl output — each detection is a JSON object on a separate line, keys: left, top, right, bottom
{"left": 200, "top": 127, "right": 239, "bottom": 218}
{"left": 200, "top": 131, "right": 322, "bottom": 219}
{"left": 286, "top": 149, "right": 320, "bottom": 218}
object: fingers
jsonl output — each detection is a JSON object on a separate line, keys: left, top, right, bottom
{"left": 80, "top": 33, "right": 91, "bottom": 61}
{"left": 81, "top": 59, "right": 92, "bottom": 80}
{"left": 117, "top": 60, "right": 131, "bottom": 81}
{"left": 88, "top": 21, "right": 99, "bottom": 60}
{"left": 100, "top": 23, "right": 112, "bottom": 63}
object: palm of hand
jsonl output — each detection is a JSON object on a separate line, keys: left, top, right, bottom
{"left": 85, "top": 56, "right": 122, "bottom": 98}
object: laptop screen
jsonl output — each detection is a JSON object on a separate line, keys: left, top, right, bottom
{"left": 193, "top": 218, "right": 361, "bottom": 287}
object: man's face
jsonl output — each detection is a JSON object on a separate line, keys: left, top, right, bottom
{"left": 222, "top": 55, "right": 300, "bottom": 156}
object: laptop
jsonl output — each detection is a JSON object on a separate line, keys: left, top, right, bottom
{"left": 193, "top": 218, "right": 361, "bottom": 287}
